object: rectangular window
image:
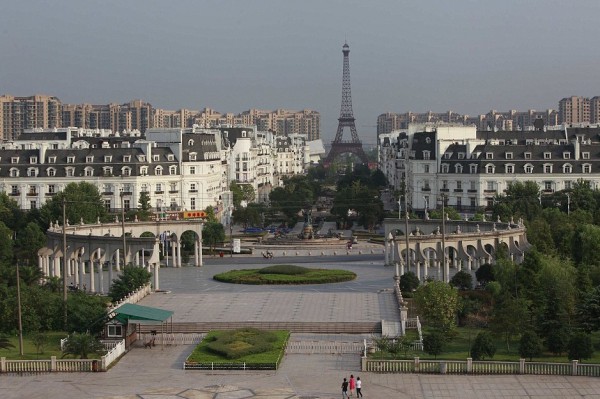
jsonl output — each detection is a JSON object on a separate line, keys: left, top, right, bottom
{"left": 524, "top": 152, "right": 532, "bottom": 159}
{"left": 424, "top": 164, "right": 430, "bottom": 173}
{"left": 107, "top": 325, "right": 122, "bottom": 337}
{"left": 544, "top": 152, "right": 551, "bottom": 159}
{"left": 190, "top": 166, "right": 196, "bottom": 175}
{"left": 30, "top": 201, "right": 37, "bottom": 209}
{"left": 124, "top": 199, "right": 131, "bottom": 211}
{"left": 456, "top": 181, "right": 462, "bottom": 190}
{"left": 470, "top": 197, "right": 476, "bottom": 207}
{"left": 104, "top": 200, "right": 111, "bottom": 212}
{"left": 11, "top": 185, "right": 18, "bottom": 195}
{"left": 156, "top": 183, "right": 162, "bottom": 192}
{"left": 48, "top": 185, "right": 55, "bottom": 194}
{"left": 565, "top": 181, "right": 572, "bottom": 190}
{"left": 190, "top": 197, "right": 196, "bottom": 210}
{"left": 544, "top": 181, "right": 552, "bottom": 191}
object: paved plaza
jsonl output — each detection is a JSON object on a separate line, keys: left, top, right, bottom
{"left": 3, "top": 254, "right": 600, "bottom": 398}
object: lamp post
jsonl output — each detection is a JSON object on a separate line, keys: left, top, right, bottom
{"left": 440, "top": 193, "right": 448, "bottom": 283}
{"left": 16, "top": 261, "right": 24, "bottom": 356}
{"left": 229, "top": 206, "right": 234, "bottom": 258}
{"left": 62, "top": 197, "right": 68, "bottom": 329}
{"left": 566, "top": 192, "right": 571, "bottom": 215}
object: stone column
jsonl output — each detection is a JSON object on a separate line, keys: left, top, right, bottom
{"left": 194, "top": 239, "right": 199, "bottom": 267}
{"left": 115, "top": 249, "right": 121, "bottom": 271}
{"left": 198, "top": 228, "right": 203, "bottom": 267}
{"left": 89, "top": 260, "right": 96, "bottom": 293}
{"left": 177, "top": 240, "right": 182, "bottom": 268}
{"left": 153, "top": 263, "right": 160, "bottom": 291}
{"left": 135, "top": 251, "right": 140, "bottom": 267}
{"left": 38, "top": 255, "right": 44, "bottom": 277}
{"left": 171, "top": 239, "right": 177, "bottom": 267}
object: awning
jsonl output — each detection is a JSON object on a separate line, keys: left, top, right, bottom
{"left": 112, "top": 303, "right": 173, "bottom": 324}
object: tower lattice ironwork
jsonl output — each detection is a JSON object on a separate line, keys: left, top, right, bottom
{"left": 324, "top": 42, "right": 368, "bottom": 167}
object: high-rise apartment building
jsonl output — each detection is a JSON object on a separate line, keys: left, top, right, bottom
{"left": 559, "top": 96, "right": 591, "bottom": 125}
{"left": 0, "top": 95, "right": 62, "bottom": 140}
{"left": 61, "top": 100, "right": 153, "bottom": 133}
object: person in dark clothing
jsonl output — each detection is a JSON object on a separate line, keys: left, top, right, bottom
{"left": 341, "top": 377, "right": 349, "bottom": 398}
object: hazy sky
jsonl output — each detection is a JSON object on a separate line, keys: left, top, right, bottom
{"left": 2, "top": 0, "right": 600, "bottom": 144}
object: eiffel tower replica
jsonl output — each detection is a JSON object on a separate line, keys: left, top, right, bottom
{"left": 324, "top": 42, "right": 369, "bottom": 167}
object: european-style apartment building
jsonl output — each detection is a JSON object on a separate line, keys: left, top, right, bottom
{"left": 379, "top": 123, "right": 600, "bottom": 214}
{"left": 0, "top": 125, "right": 312, "bottom": 223}
{"left": 0, "top": 94, "right": 321, "bottom": 143}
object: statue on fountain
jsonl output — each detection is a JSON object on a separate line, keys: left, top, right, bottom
{"left": 300, "top": 208, "right": 314, "bottom": 239}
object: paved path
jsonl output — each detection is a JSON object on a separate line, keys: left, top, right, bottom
{"left": 4, "top": 256, "right": 600, "bottom": 398}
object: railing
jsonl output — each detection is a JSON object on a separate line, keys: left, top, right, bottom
{"left": 137, "top": 333, "right": 204, "bottom": 346}
{"left": 362, "top": 357, "right": 600, "bottom": 377}
{"left": 1, "top": 339, "right": 125, "bottom": 373}
{"left": 107, "top": 284, "right": 152, "bottom": 314}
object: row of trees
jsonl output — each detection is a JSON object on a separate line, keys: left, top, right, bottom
{"left": 407, "top": 180, "right": 600, "bottom": 361}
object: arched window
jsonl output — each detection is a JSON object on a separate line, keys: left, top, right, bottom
{"left": 524, "top": 164, "right": 534, "bottom": 174}
{"left": 563, "top": 163, "right": 572, "bottom": 174}
{"left": 441, "top": 163, "right": 449, "bottom": 173}
{"left": 169, "top": 165, "right": 177, "bottom": 175}
{"left": 455, "top": 164, "right": 463, "bottom": 174}
{"left": 122, "top": 167, "right": 131, "bottom": 177}
{"left": 485, "top": 164, "right": 495, "bottom": 174}
{"left": 583, "top": 163, "right": 592, "bottom": 174}
{"left": 84, "top": 167, "right": 94, "bottom": 177}
{"left": 27, "top": 167, "right": 38, "bottom": 177}
{"left": 9, "top": 168, "right": 19, "bottom": 177}
{"left": 155, "top": 166, "right": 163, "bottom": 175}
{"left": 47, "top": 167, "right": 56, "bottom": 177}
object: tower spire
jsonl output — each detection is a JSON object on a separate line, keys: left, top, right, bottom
{"left": 324, "top": 42, "right": 369, "bottom": 167}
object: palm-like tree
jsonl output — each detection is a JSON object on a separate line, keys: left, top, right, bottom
{"left": 0, "top": 336, "right": 15, "bottom": 350}
{"left": 61, "top": 332, "right": 105, "bottom": 359}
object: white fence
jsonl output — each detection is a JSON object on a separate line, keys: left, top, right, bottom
{"left": 138, "top": 333, "right": 204, "bottom": 347}
{"left": 107, "top": 284, "right": 152, "bottom": 314}
{"left": 1, "top": 339, "right": 125, "bottom": 373}
{"left": 362, "top": 357, "right": 600, "bottom": 377}
{"left": 286, "top": 340, "right": 365, "bottom": 354}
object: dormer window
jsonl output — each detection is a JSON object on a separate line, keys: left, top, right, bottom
{"left": 524, "top": 152, "right": 532, "bottom": 159}
{"left": 84, "top": 166, "right": 94, "bottom": 177}
{"left": 27, "top": 167, "right": 38, "bottom": 177}
{"left": 505, "top": 152, "right": 513, "bottom": 160}
{"left": 48, "top": 156, "right": 56, "bottom": 164}
{"left": 485, "top": 164, "right": 495, "bottom": 174}
{"left": 189, "top": 153, "right": 197, "bottom": 161}
{"left": 423, "top": 151, "right": 430, "bottom": 160}
{"left": 122, "top": 167, "right": 131, "bottom": 176}
{"left": 563, "top": 152, "right": 571, "bottom": 159}
{"left": 138, "top": 155, "right": 145, "bottom": 162}
{"left": 486, "top": 152, "right": 493, "bottom": 160}
{"left": 563, "top": 164, "right": 572, "bottom": 173}
{"left": 188, "top": 139, "right": 194, "bottom": 146}
{"left": 458, "top": 153, "right": 465, "bottom": 159}
{"left": 123, "top": 155, "right": 131, "bottom": 162}
{"left": 11, "top": 157, "right": 19, "bottom": 164}
{"left": 30, "top": 156, "right": 38, "bottom": 164}
{"left": 153, "top": 155, "right": 160, "bottom": 162}
{"left": 583, "top": 164, "right": 592, "bottom": 173}
{"left": 47, "top": 167, "right": 56, "bottom": 177}
{"left": 86, "top": 156, "right": 94, "bottom": 163}
{"left": 104, "top": 155, "right": 112, "bottom": 162}
{"left": 140, "top": 166, "right": 148, "bottom": 176}
{"left": 544, "top": 152, "right": 551, "bottom": 159}
{"left": 167, "top": 154, "right": 175, "bottom": 161}
{"left": 524, "top": 164, "right": 534, "bottom": 174}
{"left": 103, "top": 167, "right": 113, "bottom": 176}
{"left": 155, "top": 166, "right": 163, "bottom": 175}
{"left": 67, "top": 156, "right": 75, "bottom": 163}
{"left": 65, "top": 167, "right": 75, "bottom": 177}
{"left": 469, "top": 164, "right": 477, "bottom": 174}
{"left": 169, "top": 165, "right": 177, "bottom": 175}
{"left": 444, "top": 153, "right": 451, "bottom": 159}
{"left": 583, "top": 152, "right": 590, "bottom": 159}
{"left": 455, "top": 164, "right": 463, "bottom": 173}
{"left": 543, "top": 164, "right": 553, "bottom": 174}
{"left": 505, "top": 164, "right": 515, "bottom": 174}
{"left": 9, "top": 168, "right": 19, "bottom": 177}
{"left": 441, "top": 164, "right": 449, "bottom": 173}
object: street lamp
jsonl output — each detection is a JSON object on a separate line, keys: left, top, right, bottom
{"left": 229, "top": 206, "right": 234, "bottom": 258}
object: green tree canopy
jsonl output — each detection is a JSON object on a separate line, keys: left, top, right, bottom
{"left": 108, "top": 266, "right": 151, "bottom": 302}
{"left": 413, "top": 280, "right": 459, "bottom": 333}
{"left": 203, "top": 221, "right": 226, "bottom": 252}
{"left": 61, "top": 332, "right": 105, "bottom": 359}
{"left": 230, "top": 182, "right": 255, "bottom": 208}
{"left": 518, "top": 331, "right": 543, "bottom": 361}
{"left": 40, "top": 182, "right": 106, "bottom": 228}
{"left": 471, "top": 331, "right": 496, "bottom": 360}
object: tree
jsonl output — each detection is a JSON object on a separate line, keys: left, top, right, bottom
{"left": 0, "top": 336, "right": 15, "bottom": 350}
{"left": 40, "top": 182, "right": 106, "bottom": 227}
{"left": 423, "top": 331, "right": 445, "bottom": 359}
{"left": 471, "top": 332, "right": 496, "bottom": 360}
{"left": 203, "top": 222, "right": 226, "bottom": 253}
{"left": 577, "top": 286, "right": 600, "bottom": 333}
{"left": 546, "top": 327, "right": 570, "bottom": 355}
{"left": 519, "top": 331, "right": 543, "bottom": 361}
{"left": 489, "top": 297, "right": 530, "bottom": 351}
{"left": 567, "top": 332, "right": 594, "bottom": 361}
{"left": 137, "top": 191, "right": 152, "bottom": 221}
{"left": 475, "top": 263, "right": 495, "bottom": 286}
{"left": 492, "top": 181, "right": 542, "bottom": 222}
{"left": 413, "top": 281, "right": 459, "bottom": 333}
{"left": 14, "top": 222, "right": 46, "bottom": 266}
{"left": 67, "top": 292, "right": 108, "bottom": 334}
{"left": 449, "top": 270, "right": 472, "bottom": 290}
{"left": 400, "top": 271, "right": 420, "bottom": 293}
{"left": 108, "top": 266, "right": 152, "bottom": 302}
{"left": 0, "top": 221, "right": 14, "bottom": 263}
{"left": 232, "top": 204, "right": 261, "bottom": 229}
{"left": 230, "top": 182, "right": 255, "bottom": 207}
{"left": 32, "top": 332, "right": 48, "bottom": 355}
{"left": 61, "top": 332, "right": 105, "bottom": 359}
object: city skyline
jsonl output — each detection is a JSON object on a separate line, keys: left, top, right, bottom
{"left": 2, "top": 1, "right": 600, "bottom": 144}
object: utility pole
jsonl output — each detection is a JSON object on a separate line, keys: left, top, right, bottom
{"left": 62, "top": 197, "right": 68, "bottom": 329}
{"left": 403, "top": 140, "right": 410, "bottom": 271}
{"left": 16, "top": 261, "right": 24, "bottom": 356}
{"left": 441, "top": 193, "right": 448, "bottom": 283}
{"left": 566, "top": 192, "right": 571, "bottom": 215}
{"left": 121, "top": 191, "right": 127, "bottom": 267}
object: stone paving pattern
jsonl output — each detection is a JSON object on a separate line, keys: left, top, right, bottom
{"left": 3, "top": 256, "right": 600, "bottom": 398}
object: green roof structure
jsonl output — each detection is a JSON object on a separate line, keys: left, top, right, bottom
{"left": 112, "top": 303, "right": 173, "bottom": 324}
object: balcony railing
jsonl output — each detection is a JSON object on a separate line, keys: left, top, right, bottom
{"left": 9, "top": 191, "right": 20, "bottom": 196}
{"left": 27, "top": 192, "right": 38, "bottom": 196}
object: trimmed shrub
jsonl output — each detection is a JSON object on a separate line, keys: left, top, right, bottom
{"left": 204, "top": 328, "right": 278, "bottom": 359}
{"left": 471, "top": 331, "right": 496, "bottom": 360}
{"left": 258, "top": 265, "right": 309, "bottom": 275}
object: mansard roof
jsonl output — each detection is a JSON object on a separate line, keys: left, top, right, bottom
{"left": 181, "top": 132, "right": 219, "bottom": 161}
{"left": 411, "top": 131, "right": 436, "bottom": 159}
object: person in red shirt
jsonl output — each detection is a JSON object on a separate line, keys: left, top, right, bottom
{"left": 348, "top": 374, "right": 356, "bottom": 396}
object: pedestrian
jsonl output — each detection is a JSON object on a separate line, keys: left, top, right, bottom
{"left": 341, "top": 377, "right": 349, "bottom": 399}
{"left": 356, "top": 376, "right": 363, "bottom": 397}
{"left": 349, "top": 374, "right": 356, "bottom": 396}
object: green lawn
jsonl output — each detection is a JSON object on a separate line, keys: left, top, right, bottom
{"left": 370, "top": 327, "right": 600, "bottom": 363}
{"left": 186, "top": 329, "right": 289, "bottom": 367}
{"left": 213, "top": 265, "right": 356, "bottom": 284}
{"left": 0, "top": 332, "right": 66, "bottom": 360}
